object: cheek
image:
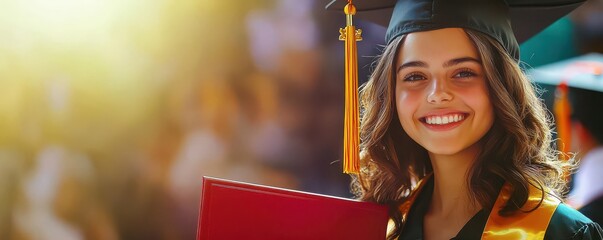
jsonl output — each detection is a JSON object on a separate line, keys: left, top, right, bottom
{"left": 396, "top": 88, "right": 421, "bottom": 126}
{"left": 462, "top": 85, "right": 494, "bottom": 125}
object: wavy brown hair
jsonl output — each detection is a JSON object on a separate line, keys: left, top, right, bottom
{"left": 354, "top": 29, "right": 568, "bottom": 239}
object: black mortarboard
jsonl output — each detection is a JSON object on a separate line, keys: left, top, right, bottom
{"left": 326, "top": 0, "right": 586, "bottom": 60}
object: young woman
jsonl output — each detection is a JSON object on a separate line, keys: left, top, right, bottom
{"left": 327, "top": 0, "right": 603, "bottom": 239}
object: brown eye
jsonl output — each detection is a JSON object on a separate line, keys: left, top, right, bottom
{"left": 403, "top": 73, "right": 426, "bottom": 82}
{"left": 453, "top": 68, "right": 477, "bottom": 78}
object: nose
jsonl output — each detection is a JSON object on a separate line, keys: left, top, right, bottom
{"left": 427, "top": 78, "right": 453, "bottom": 104}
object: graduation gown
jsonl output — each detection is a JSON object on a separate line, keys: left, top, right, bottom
{"left": 397, "top": 177, "right": 603, "bottom": 240}
{"left": 580, "top": 195, "right": 603, "bottom": 227}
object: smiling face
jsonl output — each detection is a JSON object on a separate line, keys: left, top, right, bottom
{"left": 395, "top": 28, "right": 494, "bottom": 157}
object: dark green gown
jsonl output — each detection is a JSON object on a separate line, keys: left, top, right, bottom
{"left": 398, "top": 178, "right": 603, "bottom": 240}
{"left": 580, "top": 196, "right": 603, "bottom": 227}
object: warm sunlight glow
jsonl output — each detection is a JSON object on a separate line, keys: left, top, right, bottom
{"left": 7, "top": 0, "right": 115, "bottom": 44}
{"left": 0, "top": 0, "right": 176, "bottom": 146}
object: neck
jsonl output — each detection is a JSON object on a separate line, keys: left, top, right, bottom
{"left": 427, "top": 144, "right": 481, "bottom": 218}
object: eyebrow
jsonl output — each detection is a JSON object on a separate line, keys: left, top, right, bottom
{"left": 396, "top": 57, "right": 482, "bottom": 73}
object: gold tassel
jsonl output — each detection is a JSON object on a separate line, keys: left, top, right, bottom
{"left": 554, "top": 81, "right": 571, "bottom": 180}
{"left": 339, "top": 1, "right": 362, "bottom": 174}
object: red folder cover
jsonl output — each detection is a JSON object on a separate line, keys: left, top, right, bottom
{"left": 197, "top": 177, "right": 389, "bottom": 240}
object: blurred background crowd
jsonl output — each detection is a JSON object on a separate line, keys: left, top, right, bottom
{"left": 0, "top": 0, "right": 601, "bottom": 239}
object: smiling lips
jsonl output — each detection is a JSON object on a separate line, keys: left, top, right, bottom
{"left": 420, "top": 113, "right": 467, "bottom": 130}
{"left": 425, "top": 113, "right": 465, "bottom": 125}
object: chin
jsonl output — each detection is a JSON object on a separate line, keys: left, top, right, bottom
{"left": 422, "top": 141, "right": 471, "bottom": 156}
{"left": 425, "top": 146, "right": 463, "bottom": 156}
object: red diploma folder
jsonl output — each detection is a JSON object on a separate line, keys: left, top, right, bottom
{"left": 197, "top": 177, "right": 389, "bottom": 240}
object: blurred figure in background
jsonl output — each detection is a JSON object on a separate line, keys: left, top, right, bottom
{"left": 13, "top": 146, "right": 117, "bottom": 240}
{"left": 529, "top": 53, "right": 603, "bottom": 226}
{"left": 567, "top": 85, "right": 603, "bottom": 225}
{"left": 514, "top": 1, "right": 603, "bottom": 226}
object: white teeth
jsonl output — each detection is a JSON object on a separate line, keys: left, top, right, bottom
{"left": 425, "top": 114, "right": 465, "bottom": 125}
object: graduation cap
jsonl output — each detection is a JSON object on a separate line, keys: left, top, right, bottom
{"left": 327, "top": 0, "right": 586, "bottom": 60}
{"left": 327, "top": 0, "right": 587, "bottom": 174}
{"left": 530, "top": 53, "right": 603, "bottom": 92}
{"left": 528, "top": 53, "right": 603, "bottom": 160}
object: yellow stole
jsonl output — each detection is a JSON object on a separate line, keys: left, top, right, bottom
{"left": 481, "top": 183, "right": 561, "bottom": 239}
{"left": 393, "top": 176, "right": 561, "bottom": 239}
